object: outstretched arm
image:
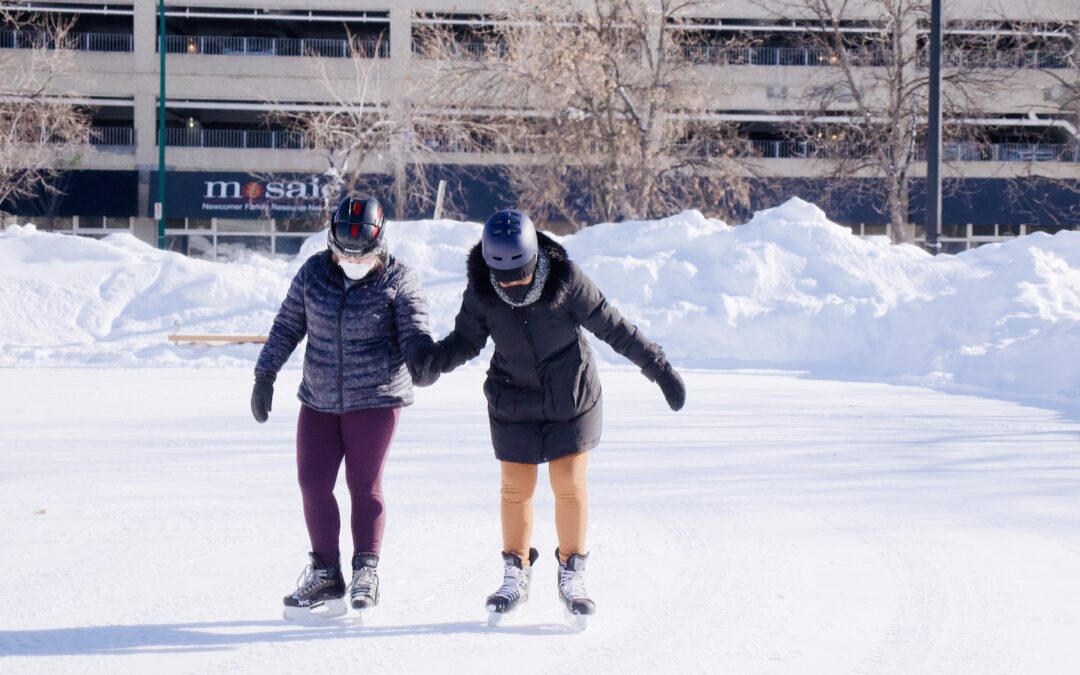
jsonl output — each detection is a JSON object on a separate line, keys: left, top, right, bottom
{"left": 568, "top": 264, "right": 685, "bottom": 410}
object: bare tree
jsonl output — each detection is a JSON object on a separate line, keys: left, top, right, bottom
{"left": 270, "top": 33, "right": 501, "bottom": 219}
{"left": 416, "top": 0, "right": 756, "bottom": 229}
{"left": 763, "top": 0, "right": 1025, "bottom": 244}
{"left": 0, "top": 8, "right": 91, "bottom": 222}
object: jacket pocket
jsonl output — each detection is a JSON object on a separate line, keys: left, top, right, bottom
{"left": 541, "top": 356, "right": 592, "bottom": 421}
{"left": 485, "top": 376, "right": 544, "bottom": 422}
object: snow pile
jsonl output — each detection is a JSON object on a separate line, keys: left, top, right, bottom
{"left": 0, "top": 227, "right": 289, "bottom": 366}
{"left": 2, "top": 198, "right": 1079, "bottom": 404}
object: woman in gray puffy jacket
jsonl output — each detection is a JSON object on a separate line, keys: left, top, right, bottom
{"left": 250, "top": 195, "right": 435, "bottom": 622}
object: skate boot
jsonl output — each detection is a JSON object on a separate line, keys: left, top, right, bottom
{"left": 349, "top": 552, "right": 380, "bottom": 623}
{"left": 485, "top": 548, "right": 538, "bottom": 626}
{"left": 556, "top": 549, "right": 595, "bottom": 631}
{"left": 282, "top": 552, "right": 347, "bottom": 621}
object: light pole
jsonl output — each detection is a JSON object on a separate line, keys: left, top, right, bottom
{"left": 924, "top": 0, "right": 943, "bottom": 254}
{"left": 156, "top": 0, "right": 167, "bottom": 249}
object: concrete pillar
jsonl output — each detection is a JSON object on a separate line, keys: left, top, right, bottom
{"left": 132, "top": 3, "right": 160, "bottom": 245}
{"left": 132, "top": 1, "right": 157, "bottom": 73}
{"left": 133, "top": 93, "right": 157, "bottom": 171}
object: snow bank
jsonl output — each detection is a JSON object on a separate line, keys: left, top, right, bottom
{"left": 2, "top": 199, "right": 1079, "bottom": 404}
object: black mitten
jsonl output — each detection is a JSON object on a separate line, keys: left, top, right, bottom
{"left": 413, "top": 345, "right": 443, "bottom": 387}
{"left": 641, "top": 350, "right": 686, "bottom": 412}
{"left": 655, "top": 365, "right": 686, "bottom": 412}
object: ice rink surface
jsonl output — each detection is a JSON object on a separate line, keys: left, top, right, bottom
{"left": 1, "top": 366, "right": 1078, "bottom": 674}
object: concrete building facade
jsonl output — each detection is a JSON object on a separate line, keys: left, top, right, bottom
{"left": 2, "top": 0, "right": 1078, "bottom": 255}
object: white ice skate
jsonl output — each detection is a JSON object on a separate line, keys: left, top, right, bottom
{"left": 349, "top": 552, "right": 380, "bottom": 625}
{"left": 556, "top": 549, "right": 595, "bottom": 632}
{"left": 485, "top": 548, "right": 538, "bottom": 626}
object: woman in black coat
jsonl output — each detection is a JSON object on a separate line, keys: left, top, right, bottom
{"left": 423, "top": 209, "right": 685, "bottom": 626}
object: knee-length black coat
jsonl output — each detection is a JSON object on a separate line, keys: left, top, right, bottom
{"left": 438, "top": 233, "right": 667, "bottom": 464}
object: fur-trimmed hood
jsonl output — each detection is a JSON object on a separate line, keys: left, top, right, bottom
{"left": 467, "top": 231, "right": 574, "bottom": 308}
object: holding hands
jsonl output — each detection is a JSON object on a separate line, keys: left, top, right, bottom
{"left": 413, "top": 342, "right": 452, "bottom": 387}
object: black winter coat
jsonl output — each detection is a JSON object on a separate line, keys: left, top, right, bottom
{"left": 255, "top": 250, "right": 433, "bottom": 413}
{"left": 439, "top": 233, "right": 666, "bottom": 464}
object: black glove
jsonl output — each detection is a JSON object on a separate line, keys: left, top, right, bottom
{"left": 642, "top": 351, "right": 686, "bottom": 412}
{"left": 655, "top": 365, "right": 686, "bottom": 412}
{"left": 251, "top": 376, "right": 274, "bottom": 423}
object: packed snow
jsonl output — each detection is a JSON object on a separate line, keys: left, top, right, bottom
{"left": 2, "top": 198, "right": 1079, "bottom": 407}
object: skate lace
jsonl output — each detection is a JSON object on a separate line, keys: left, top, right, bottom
{"left": 292, "top": 565, "right": 328, "bottom": 598}
{"left": 493, "top": 566, "right": 526, "bottom": 600}
{"left": 559, "top": 568, "right": 588, "bottom": 600}
{"left": 351, "top": 566, "right": 376, "bottom": 595}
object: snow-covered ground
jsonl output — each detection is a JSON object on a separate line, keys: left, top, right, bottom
{"left": 1, "top": 367, "right": 1078, "bottom": 674}
{"left": 3, "top": 198, "right": 1080, "bottom": 407}
{"left": 3, "top": 199, "right": 1079, "bottom": 672}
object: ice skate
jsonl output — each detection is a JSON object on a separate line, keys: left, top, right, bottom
{"left": 349, "top": 552, "right": 380, "bottom": 623}
{"left": 282, "top": 553, "right": 347, "bottom": 621}
{"left": 556, "top": 549, "right": 595, "bottom": 631}
{"left": 485, "top": 548, "right": 538, "bottom": 626}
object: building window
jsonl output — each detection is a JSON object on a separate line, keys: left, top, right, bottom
{"left": 162, "top": 218, "right": 322, "bottom": 260}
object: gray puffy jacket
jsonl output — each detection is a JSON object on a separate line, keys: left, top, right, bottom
{"left": 255, "top": 249, "right": 433, "bottom": 412}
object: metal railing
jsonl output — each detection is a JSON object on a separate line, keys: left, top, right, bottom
{"left": 164, "top": 128, "right": 308, "bottom": 149}
{"left": 46, "top": 127, "right": 133, "bottom": 146}
{"left": 680, "top": 138, "right": 1079, "bottom": 162}
{"left": 162, "top": 35, "right": 387, "bottom": 58}
{"left": 412, "top": 39, "right": 509, "bottom": 60}
{"left": 89, "top": 127, "right": 134, "bottom": 146}
{"left": 0, "top": 29, "right": 133, "bottom": 52}
{"left": 917, "top": 48, "right": 1073, "bottom": 69}
{"left": 155, "top": 127, "right": 1078, "bottom": 162}
{"left": 913, "top": 142, "right": 1078, "bottom": 162}
{"left": 681, "top": 45, "right": 891, "bottom": 67}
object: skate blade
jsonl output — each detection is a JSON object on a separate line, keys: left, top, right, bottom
{"left": 282, "top": 598, "right": 347, "bottom": 621}
{"left": 352, "top": 605, "right": 376, "bottom": 625}
{"left": 486, "top": 606, "right": 522, "bottom": 627}
{"left": 563, "top": 607, "right": 588, "bottom": 632}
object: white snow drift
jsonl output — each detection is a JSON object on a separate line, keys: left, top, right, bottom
{"left": 2, "top": 198, "right": 1079, "bottom": 404}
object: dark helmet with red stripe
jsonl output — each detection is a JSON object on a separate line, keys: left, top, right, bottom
{"left": 328, "top": 195, "right": 385, "bottom": 258}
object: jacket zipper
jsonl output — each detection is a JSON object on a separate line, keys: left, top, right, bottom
{"left": 337, "top": 290, "right": 347, "bottom": 411}
{"left": 336, "top": 272, "right": 377, "bottom": 411}
{"left": 517, "top": 307, "right": 538, "bottom": 382}
{"left": 337, "top": 281, "right": 364, "bottom": 411}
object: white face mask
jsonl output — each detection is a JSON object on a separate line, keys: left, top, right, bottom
{"left": 339, "top": 260, "right": 374, "bottom": 280}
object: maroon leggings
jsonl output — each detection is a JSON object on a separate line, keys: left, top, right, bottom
{"left": 296, "top": 405, "right": 401, "bottom": 563}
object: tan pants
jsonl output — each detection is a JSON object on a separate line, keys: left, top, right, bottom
{"left": 500, "top": 452, "right": 589, "bottom": 566}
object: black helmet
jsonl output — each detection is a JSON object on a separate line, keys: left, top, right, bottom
{"left": 482, "top": 209, "right": 538, "bottom": 282}
{"left": 328, "top": 195, "right": 385, "bottom": 258}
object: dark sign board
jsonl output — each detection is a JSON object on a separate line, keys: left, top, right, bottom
{"left": 0, "top": 170, "right": 138, "bottom": 217}
{"left": 7, "top": 169, "right": 1068, "bottom": 226}
{"left": 149, "top": 171, "right": 337, "bottom": 219}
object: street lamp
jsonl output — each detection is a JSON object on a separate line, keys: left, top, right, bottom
{"left": 156, "top": 0, "right": 167, "bottom": 249}
{"left": 925, "top": 0, "right": 943, "bottom": 254}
